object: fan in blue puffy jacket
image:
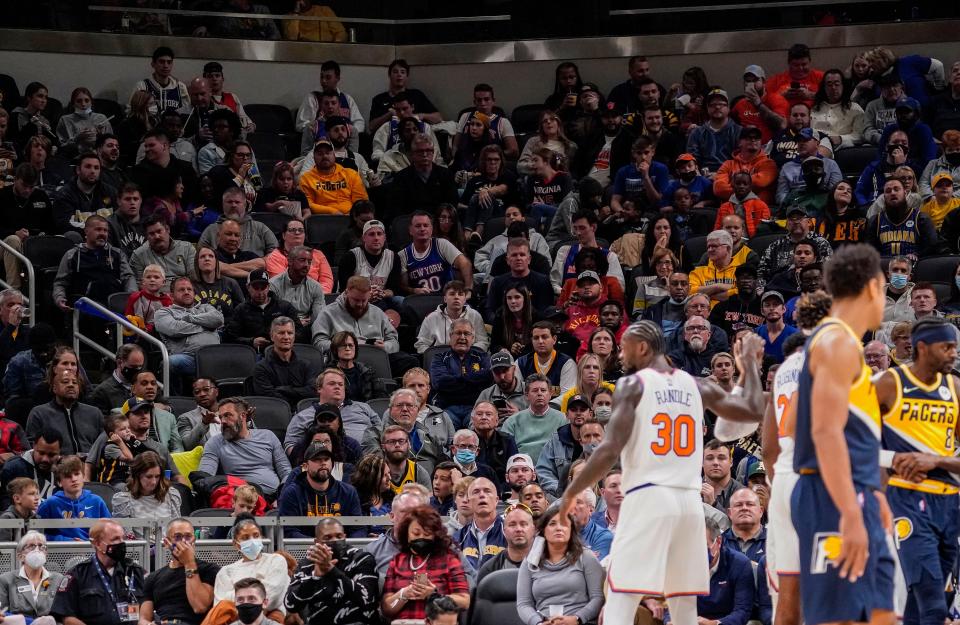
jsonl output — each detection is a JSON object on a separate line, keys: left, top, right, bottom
{"left": 36, "top": 455, "right": 110, "bottom": 541}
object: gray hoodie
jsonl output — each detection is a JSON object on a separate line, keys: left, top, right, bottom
{"left": 154, "top": 303, "right": 224, "bottom": 355}
{"left": 198, "top": 212, "right": 279, "bottom": 256}
{"left": 311, "top": 295, "right": 399, "bottom": 353}
{"left": 129, "top": 238, "right": 197, "bottom": 287}
{"left": 415, "top": 303, "right": 489, "bottom": 353}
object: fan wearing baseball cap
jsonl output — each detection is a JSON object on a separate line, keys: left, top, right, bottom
{"left": 920, "top": 171, "right": 960, "bottom": 229}
{"left": 299, "top": 137, "right": 368, "bottom": 215}
{"left": 713, "top": 124, "right": 779, "bottom": 207}
{"left": 686, "top": 87, "right": 743, "bottom": 174}
{"left": 731, "top": 64, "right": 789, "bottom": 144}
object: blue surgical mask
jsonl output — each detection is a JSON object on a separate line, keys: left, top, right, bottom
{"left": 582, "top": 442, "right": 600, "bottom": 456}
{"left": 890, "top": 273, "right": 908, "bottom": 289}
{"left": 455, "top": 449, "right": 477, "bottom": 465}
{"left": 78, "top": 107, "right": 93, "bottom": 116}
{"left": 239, "top": 538, "right": 263, "bottom": 560}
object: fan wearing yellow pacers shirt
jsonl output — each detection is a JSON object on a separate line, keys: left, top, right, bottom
{"left": 875, "top": 317, "right": 960, "bottom": 625}
{"left": 299, "top": 137, "right": 368, "bottom": 215}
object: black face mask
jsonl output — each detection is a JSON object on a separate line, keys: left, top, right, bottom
{"left": 327, "top": 539, "right": 350, "bottom": 563}
{"left": 236, "top": 603, "right": 263, "bottom": 625}
{"left": 946, "top": 153, "right": 960, "bottom": 167}
{"left": 679, "top": 170, "right": 697, "bottom": 182}
{"left": 409, "top": 538, "right": 435, "bottom": 555}
{"left": 104, "top": 542, "right": 126, "bottom": 563}
{"left": 120, "top": 366, "right": 142, "bottom": 383}
{"left": 803, "top": 172, "right": 824, "bottom": 188}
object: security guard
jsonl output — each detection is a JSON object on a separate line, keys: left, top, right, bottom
{"left": 876, "top": 317, "right": 960, "bottom": 625}
{"left": 51, "top": 519, "right": 146, "bottom": 625}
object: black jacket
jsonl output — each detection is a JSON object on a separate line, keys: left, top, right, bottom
{"left": 252, "top": 349, "right": 318, "bottom": 408}
{"left": 131, "top": 156, "right": 199, "bottom": 204}
{"left": 52, "top": 179, "right": 117, "bottom": 234}
{"left": 0, "top": 186, "right": 55, "bottom": 237}
{"left": 389, "top": 164, "right": 459, "bottom": 219}
{"left": 223, "top": 293, "right": 300, "bottom": 348}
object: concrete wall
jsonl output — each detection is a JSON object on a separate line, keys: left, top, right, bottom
{"left": 1, "top": 34, "right": 957, "bottom": 120}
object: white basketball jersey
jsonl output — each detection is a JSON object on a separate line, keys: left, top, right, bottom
{"left": 621, "top": 368, "right": 704, "bottom": 492}
{"left": 351, "top": 247, "right": 395, "bottom": 290}
{"left": 772, "top": 350, "right": 804, "bottom": 475}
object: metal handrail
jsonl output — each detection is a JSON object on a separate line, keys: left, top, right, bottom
{"left": 72, "top": 296, "right": 170, "bottom": 392}
{"left": 0, "top": 238, "right": 35, "bottom": 327}
{"left": 87, "top": 5, "right": 510, "bottom": 25}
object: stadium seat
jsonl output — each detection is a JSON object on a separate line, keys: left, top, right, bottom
{"left": 107, "top": 291, "right": 133, "bottom": 316}
{"left": 748, "top": 233, "right": 782, "bottom": 258}
{"left": 422, "top": 345, "right": 448, "bottom": 369}
{"left": 245, "top": 104, "right": 295, "bottom": 135}
{"left": 389, "top": 214, "right": 413, "bottom": 249}
{"left": 0, "top": 74, "right": 20, "bottom": 107}
{"left": 482, "top": 216, "right": 539, "bottom": 243}
{"left": 196, "top": 344, "right": 257, "bottom": 390}
{"left": 248, "top": 132, "right": 287, "bottom": 163}
{"left": 306, "top": 214, "right": 351, "bottom": 262}
{"left": 914, "top": 255, "right": 960, "bottom": 283}
{"left": 292, "top": 343, "right": 328, "bottom": 373}
{"left": 165, "top": 396, "right": 197, "bottom": 417}
{"left": 931, "top": 282, "right": 952, "bottom": 303}
{"left": 402, "top": 294, "right": 443, "bottom": 322}
{"left": 191, "top": 507, "right": 233, "bottom": 518}
{"left": 44, "top": 97, "right": 64, "bottom": 128}
{"left": 324, "top": 292, "right": 339, "bottom": 305}
{"left": 296, "top": 397, "right": 315, "bottom": 414}
{"left": 23, "top": 235, "right": 74, "bottom": 270}
{"left": 470, "top": 568, "right": 523, "bottom": 625}
{"left": 367, "top": 396, "right": 390, "bottom": 417}
{"left": 511, "top": 104, "right": 546, "bottom": 135}
{"left": 246, "top": 396, "right": 292, "bottom": 442}
{"left": 252, "top": 211, "right": 292, "bottom": 239}
{"left": 85, "top": 482, "right": 117, "bottom": 512}
{"left": 682, "top": 235, "right": 708, "bottom": 265}
{"left": 835, "top": 145, "right": 879, "bottom": 177}
{"left": 93, "top": 98, "right": 124, "bottom": 123}
{"left": 356, "top": 344, "right": 392, "bottom": 380}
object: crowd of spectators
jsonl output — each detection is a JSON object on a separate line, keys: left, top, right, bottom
{"left": 0, "top": 35, "right": 957, "bottom": 625}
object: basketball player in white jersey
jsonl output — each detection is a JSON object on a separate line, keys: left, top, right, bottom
{"left": 560, "top": 320, "right": 767, "bottom": 625}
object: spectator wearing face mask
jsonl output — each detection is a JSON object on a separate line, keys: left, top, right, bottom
{"left": 920, "top": 130, "right": 960, "bottom": 201}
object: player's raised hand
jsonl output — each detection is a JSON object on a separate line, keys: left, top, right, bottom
{"left": 837, "top": 509, "right": 869, "bottom": 582}
{"left": 734, "top": 332, "right": 765, "bottom": 371}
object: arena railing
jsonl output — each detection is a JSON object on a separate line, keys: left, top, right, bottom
{"left": 72, "top": 296, "right": 171, "bottom": 392}
{"left": 0, "top": 239, "right": 36, "bottom": 327}
{"left": 0, "top": 517, "right": 384, "bottom": 575}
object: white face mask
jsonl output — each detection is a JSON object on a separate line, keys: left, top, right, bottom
{"left": 24, "top": 550, "right": 45, "bottom": 569}
{"left": 239, "top": 538, "right": 263, "bottom": 560}
{"left": 78, "top": 107, "right": 93, "bottom": 116}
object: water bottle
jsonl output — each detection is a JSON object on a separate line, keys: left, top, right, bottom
{"left": 249, "top": 162, "right": 263, "bottom": 189}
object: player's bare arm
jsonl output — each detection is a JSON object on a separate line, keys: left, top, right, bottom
{"left": 559, "top": 374, "right": 642, "bottom": 521}
{"left": 761, "top": 394, "right": 781, "bottom": 482}
{"left": 809, "top": 327, "right": 868, "bottom": 582}
{"left": 698, "top": 333, "right": 766, "bottom": 421}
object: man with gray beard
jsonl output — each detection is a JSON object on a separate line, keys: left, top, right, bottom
{"left": 667, "top": 315, "right": 721, "bottom": 377}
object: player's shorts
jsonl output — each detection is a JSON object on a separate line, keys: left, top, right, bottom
{"left": 886, "top": 485, "right": 960, "bottom": 585}
{"left": 791, "top": 474, "right": 895, "bottom": 625}
{"left": 767, "top": 468, "right": 801, "bottom": 583}
{"left": 607, "top": 484, "right": 709, "bottom": 598}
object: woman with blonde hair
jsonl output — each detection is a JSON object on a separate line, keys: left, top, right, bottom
{"left": 556, "top": 352, "right": 615, "bottom": 412}
{"left": 517, "top": 110, "right": 577, "bottom": 175}
{"left": 862, "top": 46, "right": 945, "bottom": 108}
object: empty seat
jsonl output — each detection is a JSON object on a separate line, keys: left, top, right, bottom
{"left": 196, "top": 344, "right": 257, "bottom": 387}
{"left": 107, "top": 291, "right": 134, "bottom": 316}
{"left": 356, "top": 344, "right": 392, "bottom": 380}
{"left": 165, "top": 396, "right": 198, "bottom": 417}
{"left": 389, "top": 214, "right": 412, "bottom": 249}
{"left": 931, "top": 282, "right": 952, "bottom": 304}
{"left": 748, "top": 233, "right": 783, "bottom": 258}
{"left": 292, "top": 343, "right": 328, "bottom": 373}
{"left": 24, "top": 235, "right": 74, "bottom": 270}
{"left": 914, "top": 255, "right": 960, "bottom": 283}
{"left": 835, "top": 145, "right": 879, "bottom": 177}
{"left": 402, "top": 294, "right": 443, "bottom": 322}
{"left": 93, "top": 98, "right": 125, "bottom": 123}
{"left": 252, "top": 212, "right": 293, "bottom": 239}
{"left": 422, "top": 345, "right": 448, "bottom": 370}
{"left": 44, "top": 97, "right": 64, "bottom": 128}
{"left": 682, "top": 235, "right": 708, "bottom": 265}
{"left": 85, "top": 482, "right": 117, "bottom": 513}
{"left": 245, "top": 104, "right": 295, "bottom": 135}
{"left": 367, "top": 396, "right": 390, "bottom": 416}
{"left": 306, "top": 214, "right": 351, "bottom": 248}
{"left": 470, "top": 568, "right": 523, "bottom": 625}
{"left": 248, "top": 132, "right": 287, "bottom": 163}
{"left": 246, "top": 396, "right": 292, "bottom": 442}
{"left": 511, "top": 104, "right": 546, "bottom": 135}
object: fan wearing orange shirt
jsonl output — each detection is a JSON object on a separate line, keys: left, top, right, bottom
{"left": 765, "top": 43, "right": 825, "bottom": 111}
{"left": 299, "top": 137, "right": 368, "bottom": 215}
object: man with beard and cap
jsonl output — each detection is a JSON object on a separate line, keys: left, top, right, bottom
{"left": 277, "top": 441, "right": 363, "bottom": 538}
{"left": 299, "top": 137, "right": 368, "bottom": 215}
{"left": 756, "top": 291, "right": 799, "bottom": 363}
{"left": 731, "top": 64, "right": 789, "bottom": 145}
{"left": 758, "top": 205, "right": 832, "bottom": 284}
{"left": 668, "top": 315, "right": 722, "bottom": 377}
{"left": 51, "top": 519, "right": 146, "bottom": 625}
{"left": 865, "top": 177, "right": 939, "bottom": 258}
{"left": 455, "top": 477, "right": 506, "bottom": 570}
{"left": 536, "top": 393, "right": 592, "bottom": 497}
{"left": 477, "top": 502, "right": 536, "bottom": 584}
{"left": 197, "top": 397, "right": 292, "bottom": 501}
{"left": 297, "top": 116, "right": 376, "bottom": 185}
{"left": 90, "top": 344, "right": 146, "bottom": 415}
{"left": 572, "top": 100, "right": 626, "bottom": 184}
{"left": 476, "top": 351, "right": 528, "bottom": 420}
{"left": 53, "top": 215, "right": 137, "bottom": 311}
{"left": 0, "top": 429, "right": 61, "bottom": 507}
{"left": 879, "top": 96, "right": 938, "bottom": 165}
{"left": 709, "top": 264, "right": 764, "bottom": 339}
{"left": 502, "top": 453, "right": 538, "bottom": 505}
{"left": 285, "top": 517, "right": 379, "bottom": 625}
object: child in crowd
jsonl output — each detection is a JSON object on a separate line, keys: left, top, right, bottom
{"left": 37, "top": 455, "right": 110, "bottom": 541}
{"left": 97, "top": 413, "right": 139, "bottom": 485}
{"left": 714, "top": 170, "right": 772, "bottom": 237}
{"left": 921, "top": 172, "right": 960, "bottom": 230}
{"left": 205, "top": 484, "right": 260, "bottom": 539}
{"left": 661, "top": 152, "right": 714, "bottom": 208}
{"left": 125, "top": 264, "right": 172, "bottom": 334}
{"left": 0, "top": 477, "right": 40, "bottom": 541}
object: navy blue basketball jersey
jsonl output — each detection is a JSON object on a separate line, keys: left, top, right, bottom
{"left": 793, "top": 317, "right": 882, "bottom": 489}
{"left": 400, "top": 239, "right": 455, "bottom": 294}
